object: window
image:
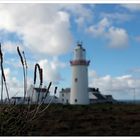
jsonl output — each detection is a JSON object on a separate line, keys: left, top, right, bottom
{"left": 75, "top": 78, "right": 78, "bottom": 82}
{"left": 62, "top": 99, "right": 64, "bottom": 102}
{"left": 62, "top": 94, "right": 64, "bottom": 97}
{"left": 66, "top": 99, "right": 69, "bottom": 104}
{"left": 75, "top": 99, "right": 77, "bottom": 103}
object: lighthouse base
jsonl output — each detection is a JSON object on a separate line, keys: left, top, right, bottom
{"left": 70, "top": 92, "right": 89, "bottom": 105}
{"left": 70, "top": 102, "right": 90, "bottom": 105}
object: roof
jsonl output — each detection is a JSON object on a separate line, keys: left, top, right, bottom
{"left": 60, "top": 87, "right": 100, "bottom": 93}
{"left": 88, "top": 88, "right": 100, "bottom": 92}
{"left": 89, "top": 92, "right": 97, "bottom": 99}
{"left": 93, "top": 93, "right": 106, "bottom": 100}
{"left": 104, "top": 95, "right": 113, "bottom": 99}
{"left": 34, "top": 88, "right": 47, "bottom": 92}
{"left": 11, "top": 97, "right": 22, "bottom": 99}
{"left": 60, "top": 88, "right": 70, "bottom": 93}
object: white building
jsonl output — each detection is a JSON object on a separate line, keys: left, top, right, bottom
{"left": 10, "top": 97, "right": 25, "bottom": 104}
{"left": 27, "top": 85, "right": 59, "bottom": 104}
{"left": 70, "top": 43, "right": 90, "bottom": 105}
{"left": 59, "top": 87, "right": 116, "bottom": 104}
{"left": 59, "top": 88, "right": 70, "bottom": 104}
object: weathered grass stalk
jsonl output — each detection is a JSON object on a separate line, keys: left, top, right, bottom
{"left": 38, "top": 86, "right": 57, "bottom": 114}
{"left": 17, "top": 46, "right": 26, "bottom": 103}
{"left": 0, "top": 43, "right": 10, "bottom": 103}
{"left": 34, "top": 63, "right": 42, "bottom": 104}
{"left": 27, "top": 63, "right": 43, "bottom": 115}
{"left": 34, "top": 63, "right": 43, "bottom": 86}
{"left": 0, "top": 44, "right": 4, "bottom": 103}
{"left": 41, "top": 82, "right": 52, "bottom": 104}
{"left": 28, "top": 82, "right": 53, "bottom": 122}
{"left": 22, "top": 51, "right": 28, "bottom": 101}
{"left": 1, "top": 75, "right": 3, "bottom": 104}
{"left": 30, "top": 86, "right": 57, "bottom": 122}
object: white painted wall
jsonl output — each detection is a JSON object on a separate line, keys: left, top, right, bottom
{"left": 70, "top": 65, "right": 89, "bottom": 105}
{"left": 70, "top": 44, "right": 90, "bottom": 105}
{"left": 59, "top": 90, "right": 70, "bottom": 104}
{"left": 74, "top": 46, "right": 85, "bottom": 60}
{"left": 27, "top": 85, "right": 60, "bottom": 104}
{"left": 27, "top": 85, "right": 48, "bottom": 103}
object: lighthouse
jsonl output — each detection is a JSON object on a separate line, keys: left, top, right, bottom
{"left": 70, "top": 43, "right": 90, "bottom": 105}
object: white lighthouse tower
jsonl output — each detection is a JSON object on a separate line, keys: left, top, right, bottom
{"left": 70, "top": 43, "right": 90, "bottom": 105}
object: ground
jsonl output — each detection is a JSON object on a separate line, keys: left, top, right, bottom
{"left": 1, "top": 104, "right": 140, "bottom": 136}
{"left": 28, "top": 104, "right": 140, "bottom": 136}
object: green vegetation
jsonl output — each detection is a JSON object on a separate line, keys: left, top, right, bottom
{"left": 1, "top": 104, "right": 140, "bottom": 136}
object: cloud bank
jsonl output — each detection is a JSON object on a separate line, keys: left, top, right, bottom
{"left": 86, "top": 18, "right": 129, "bottom": 48}
{"left": 0, "top": 4, "right": 73, "bottom": 56}
{"left": 89, "top": 70, "right": 140, "bottom": 100}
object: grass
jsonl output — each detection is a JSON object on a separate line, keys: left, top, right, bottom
{"left": 1, "top": 103, "right": 140, "bottom": 136}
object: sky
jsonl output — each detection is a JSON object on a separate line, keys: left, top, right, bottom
{"left": 0, "top": 3, "right": 140, "bottom": 100}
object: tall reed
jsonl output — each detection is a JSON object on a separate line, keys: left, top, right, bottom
{"left": 17, "top": 47, "right": 26, "bottom": 102}
{"left": 22, "top": 51, "right": 28, "bottom": 101}
{"left": 0, "top": 43, "right": 10, "bottom": 103}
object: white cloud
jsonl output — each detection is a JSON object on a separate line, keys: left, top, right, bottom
{"left": 0, "top": 65, "right": 36, "bottom": 100}
{"left": 127, "top": 67, "right": 140, "bottom": 79}
{"left": 61, "top": 4, "right": 93, "bottom": 27}
{"left": 86, "top": 18, "right": 129, "bottom": 48}
{"left": 2, "top": 41, "right": 23, "bottom": 54}
{"left": 89, "top": 70, "right": 140, "bottom": 100}
{"left": 38, "top": 57, "right": 66, "bottom": 85}
{"left": 121, "top": 4, "right": 140, "bottom": 12}
{"left": 4, "top": 68, "right": 10, "bottom": 80}
{"left": 86, "top": 18, "right": 110, "bottom": 38}
{"left": 130, "top": 68, "right": 140, "bottom": 73}
{"left": 0, "top": 4, "right": 95, "bottom": 56}
{"left": 107, "top": 27, "right": 128, "bottom": 48}
{"left": 101, "top": 12, "right": 134, "bottom": 23}
{"left": 0, "top": 68, "right": 23, "bottom": 99}
{"left": 0, "top": 4, "right": 73, "bottom": 56}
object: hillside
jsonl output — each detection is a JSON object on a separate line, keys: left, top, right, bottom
{"left": 1, "top": 104, "right": 140, "bottom": 136}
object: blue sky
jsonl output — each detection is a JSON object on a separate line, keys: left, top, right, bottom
{"left": 1, "top": 4, "right": 140, "bottom": 100}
